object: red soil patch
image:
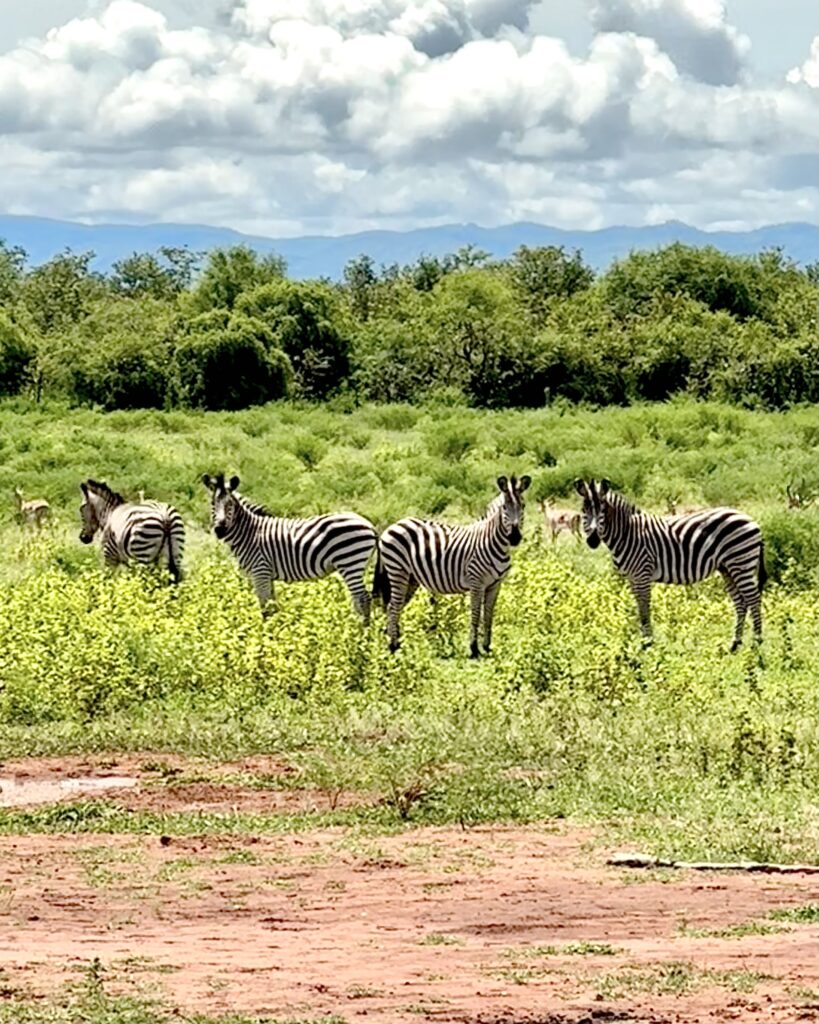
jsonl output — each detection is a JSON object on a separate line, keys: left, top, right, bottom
{"left": 0, "top": 758, "right": 815, "bottom": 1023}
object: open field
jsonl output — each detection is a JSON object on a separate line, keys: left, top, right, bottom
{"left": 0, "top": 398, "right": 816, "bottom": 1022}
{"left": 0, "top": 764, "right": 817, "bottom": 1024}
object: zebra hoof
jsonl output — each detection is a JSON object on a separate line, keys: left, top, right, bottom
{"left": 729, "top": 640, "right": 741, "bottom": 653}
{"left": 389, "top": 640, "right": 401, "bottom": 654}
{"left": 469, "top": 643, "right": 480, "bottom": 660}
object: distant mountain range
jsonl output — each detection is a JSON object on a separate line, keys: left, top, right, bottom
{"left": 0, "top": 215, "right": 815, "bottom": 279}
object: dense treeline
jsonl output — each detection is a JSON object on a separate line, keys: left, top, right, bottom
{"left": 0, "top": 238, "right": 816, "bottom": 411}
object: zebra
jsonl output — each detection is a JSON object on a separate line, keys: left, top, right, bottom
{"left": 202, "top": 473, "right": 377, "bottom": 620}
{"left": 79, "top": 479, "right": 185, "bottom": 582}
{"left": 373, "top": 474, "right": 531, "bottom": 658}
{"left": 574, "top": 479, "right": 766, "bottom": 650}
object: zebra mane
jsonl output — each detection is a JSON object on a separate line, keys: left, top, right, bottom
{"left": 604, "top": 489, "right": 639, "bottom": 517}
{"left": 235, "top": 493, "right": 275, "bottom": 519}
{"left": 86, "top": 479, "right": 124, "bottom": 508}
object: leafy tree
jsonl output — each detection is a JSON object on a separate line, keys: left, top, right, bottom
{"left": 20, "top": 250, "right": 105, "bottom": 337}
{"left": 508, "top": 245, "right": 594, "bottom": 321}
{"left": 343, "top": 254, "right": 378, "bottom": 320}
{"left": 236, "top": 280, "right": 350, "bottom": 399}
{"left": 110, "top": 247, "right": 201, "bottom": 300}
{"left": 0, "top": 311, "right": 33, "bottom": 397}
{"left": 0, "top": 240, "right": 27, "bottom": 306}
{"left": 173, "top": 310, "right": 291, "bottom": 410}
{"left": 69, "top": 298, "right": 174, "bottom": 409}
{"left": 185, "top": 245, "right": 287, "bottom": 313}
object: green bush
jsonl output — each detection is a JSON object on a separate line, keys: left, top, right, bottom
{"left": 172, "top": 311, "right": 291, "bottom": 410}
{"left": 0, "top": 311, "right": 32, "bottom": 397}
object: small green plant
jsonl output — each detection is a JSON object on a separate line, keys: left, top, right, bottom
{"left": 769, "top": 904, "right": 819, "bottom": 923}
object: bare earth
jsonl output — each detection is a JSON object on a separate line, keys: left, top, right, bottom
{"left": 0, "top": 756, "right": 816, "bottom": 1023}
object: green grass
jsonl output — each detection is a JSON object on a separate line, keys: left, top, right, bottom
{"left": 504, "top": 942, "right": 621, "bottom": 958}
{"left": 0, "top": 399, "right": 815, "bottom": 863}
{"left": 678, "top": 920, "right": 786, "bottom": 939}
{"left": 593, "top": 961, "right": 771, "bottom": 999}
{"left": 769, "top": 904, "right": 819, "bottom": 923}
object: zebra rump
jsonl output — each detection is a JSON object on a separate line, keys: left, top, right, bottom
{"left": 80, "top": 479, "right": 185, "bottom": 582}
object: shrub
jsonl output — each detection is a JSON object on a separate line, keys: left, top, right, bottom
{"left": 172, "top": 311, "right": 291, "bottom": 410}
{"left": 0, "top": 311, "right": 32, "bottom": 397}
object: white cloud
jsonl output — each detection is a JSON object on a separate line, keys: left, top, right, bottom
{"left": 0, "top": 0, "right": 813, "bottom": 235}
{"left": 787, "top": 35, "right": 819, "bottom": 88}
{"left": 588, "top": 0, "right": 750, "bottom": 85}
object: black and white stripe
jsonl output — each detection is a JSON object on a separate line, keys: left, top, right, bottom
{"left": 575, "top": 479, "right": 766, "bottom": 650}
{"left": 374, "top": 475, "right": 531, "bottom": 658}
{"left": 202, "top": 474, "right": 377, "bottom": 620}
{"left": 79, "top": 479, "right": 185, "bottom": 582}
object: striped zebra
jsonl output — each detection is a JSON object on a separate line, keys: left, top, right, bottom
{"left": 373, "top": 475, "right": 531, "bottom": 658}
{"left": 79, "top": 479, "right": 185, "bottom": 583}
{"left": 202, "top": 474, "right": 377, "bottom": 620}
{"left": 574, "top": 479, "right": 766, "bottom": 650}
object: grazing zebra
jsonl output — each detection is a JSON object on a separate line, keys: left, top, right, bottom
{"left": 202, "top": 474, "right": 377, "bottom": 620}
{"left": 79, "top": 479, "right": 185, "bottom": 582}
{"left": 14, "top": 487, "right": 50, "bottom": 528}
{"left": 374, "top": 475, "right": 531, "bottom": 658}
{"left": 574, "top": 479, "right": 766, "bottom": 650}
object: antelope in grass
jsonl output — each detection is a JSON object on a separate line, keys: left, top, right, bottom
{"left": 539, "top": 498, "right": 581, "bottom": 544}
{"left": 13, "top": 488, "right": 50, "bottom": 529}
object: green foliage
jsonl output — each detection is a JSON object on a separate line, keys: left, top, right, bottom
{"left": 109, "top": 247, "right": 201, "bottom": 300}
{"left": 236, "top": 279, "right": 351, "bottom": 399}
{"left": 184, "top": 245, "right": 286, "bottom": 313}
{"left": 172, "top": 310, "right": 291, "bottom": 410}
{"left": 507, "top": 244, "right": 594, "bottom": 320}
{"left": 0, "top": 311, "right": 33, "bottom": 397}
{"left": 0, "top": 238, "right": 814, "bottom": 410}
{"left": 68, "top": 299, "right": 173, "bottom": 410}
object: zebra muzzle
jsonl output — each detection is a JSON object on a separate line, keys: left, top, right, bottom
{"left": 586, "top": 533, "right": 601, "bottom": 549}
{"left": 508, "top": 526, "right": 522, "bottom": 547}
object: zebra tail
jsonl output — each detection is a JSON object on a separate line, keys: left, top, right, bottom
{"left": 163, "top": 519, "right": 181, "bottom": 584}
{"left": 372, "top": 549, "right": 391, "bottom": 608}
{"left": 758, "top": 539, "right": 767, "bottom": 591}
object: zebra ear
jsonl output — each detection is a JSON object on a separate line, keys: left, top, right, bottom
{"left": 519, "top": 475, "right": 531, "bottom": 492}
{"left": 201, "top": 474, "right": 214, "bottom": 490}
{"left": 599, "top": 479, "right": 611, "bottom": 496}
{"left": 573, "top": 479, "right": 587, "bottom": 496}
{"left": 496, "top": 476, "right": 508, "bottom": 492}
{"left": 229, "top": 475, "right": 240, "bottom": 492}
{"left": 80, "top": 481, "right": 88, "bottom": 496}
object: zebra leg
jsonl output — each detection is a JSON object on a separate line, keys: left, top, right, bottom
{"left": 734, "top": 569, "right": 763, "bottom": 650}
{"left": 482, "top": 580, "right": 502, "bottom": 654}
{"left": 628, "top": 578, "right": 652, "bottom": 639}
{"left": 337, "top": 565, "right": 371, "bottom": 625}
{"left": 469, "top": 586, "right": 485, "bottom": 659}
{"left": 387, "top": 575, "right": 414, "bottom": 652}
{"left": 720, "top": 568, "right": 747, "bottom": 652}
{"left": 252, "top": 573, "right": 274, "bottom": 615}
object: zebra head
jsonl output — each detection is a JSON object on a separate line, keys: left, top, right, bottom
{"left": 79, "top": 479, "right": 121, "bottom": 544}
{"left": 495, "top": 475, "right": 531, "bottom": 547}
{"left": 202, "top": 473, "right": 241, "bottom": 540}
{"left": 574, "top": 478, "right": 612, "bottom": 549}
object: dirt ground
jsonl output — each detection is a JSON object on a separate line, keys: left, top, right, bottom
{"left": 0, "top": 756, "right": 816, "bottom": 1024}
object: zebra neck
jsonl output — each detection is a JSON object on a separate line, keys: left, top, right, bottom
{"left": 224, "top": 503, "right": 268, "bottom": 545}
{"left": 483, "top": 509, "right": 512, "bottom": 550}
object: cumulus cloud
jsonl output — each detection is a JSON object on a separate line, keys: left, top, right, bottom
{"left": 588, "top": 0, "right": 750, "bottom": 85}
{"left": 0, "top": 0, "right": 814, "bottom": 235}
{"left": 787, "top": 35, "right": 819, "bottom": 88}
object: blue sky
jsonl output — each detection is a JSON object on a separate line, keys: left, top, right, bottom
{"left": 0, "top": 1, "right": 816, "bottom": 236}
